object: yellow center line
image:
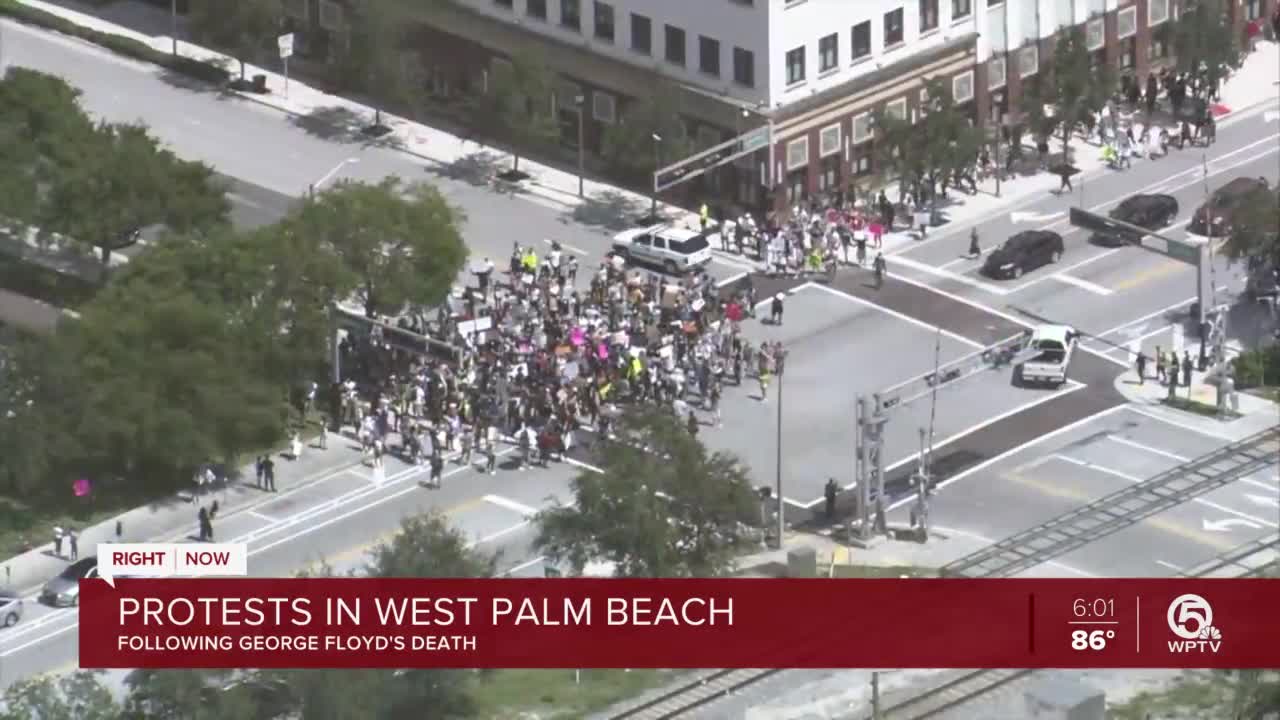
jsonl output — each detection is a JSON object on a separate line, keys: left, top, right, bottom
{"left": 301, "top": 495, "right": 492, "bottom": 574}
{"left": 1112, "top": 258, "right": 1189, "bottom": 291}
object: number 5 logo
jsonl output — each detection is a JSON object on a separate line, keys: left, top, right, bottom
{"left": 1167, "top": 594, "right": 1213, "bottom": 640}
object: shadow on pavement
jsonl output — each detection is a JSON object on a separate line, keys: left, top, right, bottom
{"left": 424, "top": 149, "right": 506, "bottom": 188}
{"left": 565, "top": 189, "right": 645, "bottom": 232}
{"left": 37, "top": 0, "right": 183, "bottom": 39}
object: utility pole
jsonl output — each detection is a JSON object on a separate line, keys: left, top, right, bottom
{"left": 775, "top": 369, "right": 785, "bottom": 548}
{"left": 170, "top": 0, "right": 179, "bottom": 56}
{"left": 871, "top": 671, "right": 881, "bottom": 719}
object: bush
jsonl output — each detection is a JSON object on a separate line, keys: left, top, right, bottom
{"left": 1231, "top": 343, "right": 1280, "bottom": 389}
{"left": 0, "top": 0, "right": 229, "bottom": 85}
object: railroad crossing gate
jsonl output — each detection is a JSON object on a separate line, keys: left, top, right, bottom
{"left": 653, "top": 126, "right": 772, "bottom": 193}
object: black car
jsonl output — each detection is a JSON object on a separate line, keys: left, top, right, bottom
{"left": 1188, "top": 177, "right": 1270, "bottom": 236}
{"left": 1091, "top": 194, "right": 1180, "bottom": 247}
{"left": 982, "top": 230, "right": 1065, "bottom": 279}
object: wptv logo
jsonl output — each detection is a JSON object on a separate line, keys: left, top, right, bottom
{"left": 1166, "top": 593, "right": 1224, "bottom": 654}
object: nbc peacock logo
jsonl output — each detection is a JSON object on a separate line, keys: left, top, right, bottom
{"left": 1166, "top": 594, "right": 1223, "bottom": 654}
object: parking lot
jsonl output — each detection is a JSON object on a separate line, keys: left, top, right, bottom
{"left": 701, "top": 281, "right": 1088, "bottom": 506}
{"left": 894, "top": 404, "right": 1280, "bottom": 577}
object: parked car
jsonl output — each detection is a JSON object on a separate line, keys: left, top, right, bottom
{"left": 0, "top": 589, "right": 23, "bottom": 627}
{"left": 1188, "top": 177, "right": 1271, "bottom": 236}
{"left": 1018, "top": 324, "right": 1079, "bottom": 387}
{"left": 611, "top": 224, "right": 713, "bottom": 275}
{"left": 1091, "top": 194, "right": 1180, "bottom": 247}
{"left": 982, "top": 230, "right": 1065, "bottom": 279}
{"left": 40, "top": 556, "right": 99, "bottom": 607}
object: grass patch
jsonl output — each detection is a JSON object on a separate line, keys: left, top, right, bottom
{"left": 1160, "top": 395, "right": 1241, "bottom": 419}
{"left": 0, "top": 493, "right": 143, "bottom": 561}
{"left": 469, "top": 669, "right": 687, "bottom": 719}
{"left": 0, "top": 0, "right": 229, "bottom": 85}
{"left": 1244, "top": 386, "right": 1280, "bottom": 403}
{"left": 1108, "top": 670, "right": 1280, "bottom": 720}
{"left": 0, "top": 253, "right": 100, "bottom": 309}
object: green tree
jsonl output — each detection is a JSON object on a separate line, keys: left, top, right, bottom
{"left": 293, "top": 178, "right": 467, "bottom": 316}
{"left": 600, "top": 81, "right": 697, "bottom": 183}
{"left": 39, "top": 122, "right": 229, "bottom": 266}
{"left": 1040, "top": 26, "right": 1113, "bottom": 162}
{"left": 123, "top": 669, "right": 265, "bottom": 720}
{"left": 0, "top": 671, "right": 120, "bottom": 720}
{"left": 874, "top": 78, "right": 982, "bottom": 203}
{"left": 366, "top": 513, "right": 496, "bottom": 578}
{"left": 534, "top": 408, "right": 758, "bottom": 577}
{"left": 475, "top": 51, "right": 561, "bottom": 176}
{"left": 1172, "top": 0, "right": 1240, "bottom": 100}
{"left": 0, "top": 68, "right": 96, "bottom": 223}
{"left": 332, "top": 1, "right": 408, "bottom": 132}
{"left": 1222, "top": 186, "right": 1279, "bottom": 268}
{"left": 186, "top": 0, "right": 280, "bottom": 83}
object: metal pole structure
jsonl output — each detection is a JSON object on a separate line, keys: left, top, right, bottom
{"left": 775, "top": 370, "right": 784, "bottom": 548}
{"left": 1198, "top": 155, "right": 1212, "bottom": 370}
{"left": 871, "top": 671, "right": 881, "bottom": 719}
{"left": 170, "top": 0, "right": 179, "bottom": 56}
{"left": 651, "top": 133, "right": 662, "bottom": 220}
{"left": 329, "top": 304, "right": 341, "bottom": 385}
{"left": 992, "top": 92, "right": 1003, "bottom": 197}
{"left": 575, "top": 95, "right": 586, "bottom": 197}
{"left": 856, "top": 397, "right": 870, "bottom": 540}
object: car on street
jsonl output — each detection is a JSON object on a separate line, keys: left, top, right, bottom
{"left": 0, "top": 589, "right": 23, "bottom": 627}
{"left": 1091, "top": 194, "right": 1180, "bottom": 247}
{"left": 1188, "top": 177, "right": 1271, "bottom": 236}
{"left": 40, "top": 556, "right": 100, "bottom": 607}
{"left": 982, "top": 230, "right": 1065, "bottom": 279}
{"left": 611, "top": 224, "right": 712, "bottom": 274}
{"left": 1017, "top": 324, "right": 1079, "bottom": 387}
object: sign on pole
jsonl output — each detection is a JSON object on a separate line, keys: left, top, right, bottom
{"left": 277, "top": 33, "right": 294, "bottom": 98}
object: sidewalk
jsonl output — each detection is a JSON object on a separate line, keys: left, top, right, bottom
{"left": 15, "top": 0, "right": 1275, "bottom": 249}
{"left": 0, "top": 434, "right": 363, "bottom": 596}
{"left": 1112, "top": 363, "right": 1279, "bottom": 441}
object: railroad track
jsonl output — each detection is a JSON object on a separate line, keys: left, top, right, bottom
{"left": 871, "top": 669, "right": 1036, "bottom": 720}
{"left": 607, "top": 669, "right": 783, "bottom": 719}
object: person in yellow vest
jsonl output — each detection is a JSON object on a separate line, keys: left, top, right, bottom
{"left": 522, "top": 249, "right": 538, "bottom": 275}
{"left": 699, "top": 203, "right": 709, "bottom": 232}
{"left": 628, "top": 355, "right": 643, "bottom": 382}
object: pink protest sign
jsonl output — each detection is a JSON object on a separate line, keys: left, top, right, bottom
{"left": 73, "top": 478, "right": 91, "bottom": 497}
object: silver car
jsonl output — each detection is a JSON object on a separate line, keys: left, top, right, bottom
{"left": 0, "top": 589, "right": 22, "bottom": 627}
{"left": 40, "top": 557, "right": 99, "bottom": 607}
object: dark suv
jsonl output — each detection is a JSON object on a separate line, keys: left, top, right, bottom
{"left": 1189, "top": 177, "right": 1270, "bottom": 236}
{"left": 1092, "top": 194, "right": 1180, "bottom": 247}
{"left": 982, "top": 231, "right": 1065, "bottom": 279}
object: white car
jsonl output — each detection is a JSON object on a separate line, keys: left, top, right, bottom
{"left": 611, "top": 224, "right": 712, "bottom": 274}
{"left": 1018, "top": 324, "right": 1079, "bottom": 387}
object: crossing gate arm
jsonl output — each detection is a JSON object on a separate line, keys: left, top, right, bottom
{"left": 653, "top": 127, "right": 771, "bottom": 193}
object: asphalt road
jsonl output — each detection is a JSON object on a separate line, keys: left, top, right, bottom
{"left": 0, "top": 439, "right": 580, "bottom": 689}
{"left": 221, "top": 174, "right": 296, "bottom": 230}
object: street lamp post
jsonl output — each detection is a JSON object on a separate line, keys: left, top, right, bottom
{"left": 170, "top": 0, "right": 179, "bottom": 56}
{"left": 992, "top": 92, "right": 1004, "bottom": 197}
{"left": 574, "top": 94, "right": 586, "bottom": 198}
{"left": 774, "top": 366, "right": 784, "bottom": 549}
{"left": 651, "top": 133, "right": 662, "bottom": 221}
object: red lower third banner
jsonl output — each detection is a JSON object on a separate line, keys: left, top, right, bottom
{"left": 78, "top": 578, "right": 1280, "bottom": 669}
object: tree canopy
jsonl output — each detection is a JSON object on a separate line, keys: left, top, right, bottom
{"left": 534, "top": 408, "right": 758, "bottom": 578}
{"left": 186, "top": 0, "right": 280, "bottom": 82}
{"left": 332, "top": 0, "right": 409, "bottom": 131}
{"left": 472, "top": 51, "right": 562, "bottom": 175}
{"left": 1222, "top": 186, "right": 1279, "bottom": 268}
{"left": 1028, "top": 26, "right": 1112, "bottom": 161}
{"left": 874, "top": 77, "right": 983, "bottom": 199}
{"left": 600, "top": 80, "right": 697, "bottom": 183}
{"left": 1171, "top": 0, "right": 1240, "bottom": 100}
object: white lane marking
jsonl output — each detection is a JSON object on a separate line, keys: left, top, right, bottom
{"left": 930, "top": 525, "right": 1096, "bottom": 578}
{"left": 886, "top": 255, "right": 1010, "bottom": 295}
{"left": 1246, "top": 494, "right": 1280, "bottom": 509}
{"left": 1122, "top": 405, "right": 1233, "bottom": 441}
{"left": 1053, "top": 454, "right": 1279, "bottom": 528}
{"left": 1203, "top": 517, "right": 1263, "bottom": 532}
{"left": 883, "top": 404, "right": 1130, "bottom": 514}
{"left": 564, "top": 456, "right": 605, "bottom": 474}
{"left": 711, "top": 254, "right": 760, "bottom": 273}
{"left": 1156, "top": 559, "right": 1184, "bottom": 572}
{"left": 716, "top": 271, "right": 748, "bottom": 288}
{"left": 938, "top": 254, "right": 984, "bottom": 270}
{"left": 805, "top": 282, "right": 984, "bottom": 349}
{"left": 471, "top": 521, "right": 530, "bottom": 547}
{"left": 248, "top": 511, "right": 277, "bottom": 523}
{"left": 1095, "top": 294, "right": 1192, "bottom": 338}
{"left": 1011, "top": 455, "right": 1056, "bottom": 473}
{"left": 1106, "top": 436, "right": 1276, "bottom": 495}
{"left": 503, "top": 556, "right": 547, "bottom": 576}
{"left": 542, "top": 238, "right": 588, "bottom": 256}
{"left": 1052, "top": 273, "right": 1114, "bottom": 295}
{"left": 1005, "top": 248, "right": 1122, "bottom": 294}
{"left": 0, "top": 450, "right": 519, "bottom": 659}
{"left": 483, "top": 494, "right": 539, "bottom": 517}
{"left": 819, "top": 381, "right": 1090, "bottom": 507}
{"left": 227, "top": 192, "right": 265, "bottom": 210}
{"left": 1101, "top": 325, "right": 1173, "bottom": 355}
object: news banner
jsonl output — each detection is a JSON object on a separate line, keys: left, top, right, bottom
{"left": 80, "top": 543, "right": 1280, "bottom": 669}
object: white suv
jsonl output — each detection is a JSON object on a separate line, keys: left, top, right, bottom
{"left": 611, "top": 224, "right": 713, "bottom": 274}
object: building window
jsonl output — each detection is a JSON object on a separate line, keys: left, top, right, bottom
{"left": 885, "top": 98, "right": 907, "bottom": 119}
{"left": 853, "top": 153, "right": 872, "bottom": 177}
{"left": 852, "top": 21, "right": 871, "bottom": 60}
{"left": 952, "top": 71, "right": 974, "bottom": 103}
{"left": 733, "top": 47, "right": 755, "bottom": 87}
{"left": 1149, "top": 30, "right": 1170, "bottom": 61}
{"left": 282, "top": 0, "right": 308, "bottom": 20}
{"left": 884, "top": 8, "right": 905, "bottom": 46}
{"left": 952, "top": 0, "right": 971, "bottom": 20}
{"left": 987, "top": 55, "right": 1006, "bottom": 89}
{"left": 819, "top": 33, "right": 839, "bottom": 72}
{"left": 592, "top": 92, "right": 616, "bottom": 123}
{"left": 1245, "top": 0, "right": 1263, "bottom": 20}
{"left": 1116, "top": 6, "right": 1137, "bottom": 39}
{"left": 318, "top": 0, "right": 343, "bottom": 30}
{"left": 819, "top": 123, "right": 842, "bottom": 156}
{"left": 631, "top": 13, "right": 651, "bottom": 54}
{"left": 786, "top": 46, "right": 806, "bottom": 85}
{"left": 852, "top": 112, "right": 873, "bottom": 143}
{"left": 526, "top": 0, "right": 547, "bottom": 21}
{"left": 699, "top": 36, "right": 721, "bottom": 76}
{"left": 1017, "top": 44, "right": 1038, "bottom": 77}
{"left": 664, "top": 25, "right": 686, "bottom": 66}
{"left": 1119, "top": 37, "right": 1136, "bottom": 68}
{"left": 594, "top": 1, "right": 614, "bottom": 42}
{"left": 1148, "top": 0, "right": 1169, "bottom": 26}
{"left": 919, "top": 0, "right": 939, "bottom": 32}
{"left": 786, "top": 137, "right": 809, "bottom": 170}
{"left": 561, "top": 0, "right": 582, "bottom": 30}
{"left": 1084, "top": 17, "right": 1104, "bottom": 50}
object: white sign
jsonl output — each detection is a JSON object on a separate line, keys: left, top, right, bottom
{"left": 278, "top": 33, "right": 295, "bottom": 59}
{"left": 99, "top": 543, "right": 248, "bottom": 587}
